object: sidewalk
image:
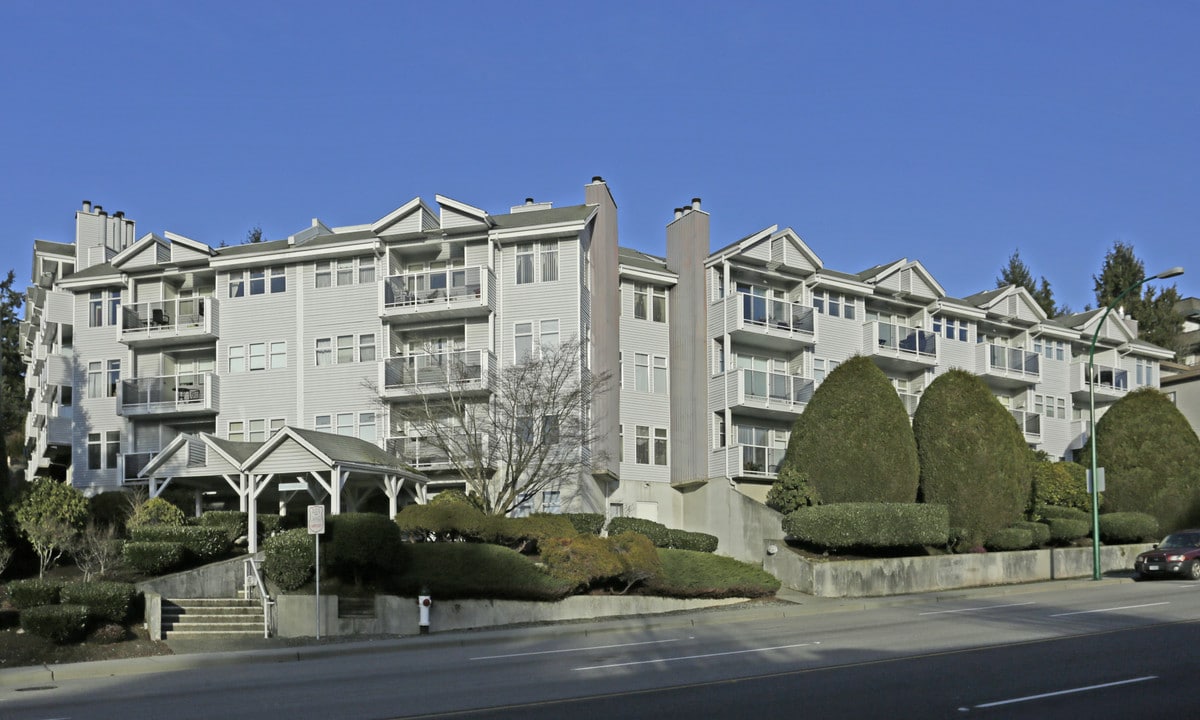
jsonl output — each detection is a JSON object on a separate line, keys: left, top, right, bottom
{"left": 0, "top": 576, "right": 1130, "bottom": 687}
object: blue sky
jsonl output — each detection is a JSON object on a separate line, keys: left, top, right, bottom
{"left": 3, "top": 2, "right": 1196, "bottom": 311}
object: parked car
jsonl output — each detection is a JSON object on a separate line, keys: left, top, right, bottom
{"left": 1134, "top": 530, "right": 1200, "bottom": 580}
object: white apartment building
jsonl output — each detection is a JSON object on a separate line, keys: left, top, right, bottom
{"left": 20, "top": 179, "right": 1174, "bottom": 552}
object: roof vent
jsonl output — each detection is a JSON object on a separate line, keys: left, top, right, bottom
{"left": 511, "top": 198, "right": 554, "bottom": 213}
{"left": 82, "top": 200, "right": 92, "bottom": 212}
{"left": 591, "top": 176, "right": 604, "bottom": 183}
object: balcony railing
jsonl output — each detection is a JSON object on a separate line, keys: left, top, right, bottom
{"left": 382, "top": 350, "right": 493, "bottom": 394}
{"left": 733, "top": 369, "right": 814, "bottom": 415}
{"left": 1070, "top": 362, "right": 1129, "bottom": 400}
{"left": 119, "top": 372, "right": 218, "bottom": 416}
{"left": 123, "top": 452, "right": 157, "bottom": 480}
{"left": 120, "top": 297, "right": 217, "bottom": 344}
{"left": 1009, "top": 409, "right": 1042, "bottom": 439}
{"left": 865, "top": 322, "right": 937, "bottom": 362}
{"left": 978, "top": 344, "right": 1040, "bottom": 380}
{"left": 382, "top": 266, "right": 494, "bottom": 319}
{"left": 738, "top": 444, "right": 784, "bottom": 477}
{"left": 739, "top": 292, "right": 815, "bottom": 333}
{"left": 386, "top": 436, "right": 458, "bottom": 469}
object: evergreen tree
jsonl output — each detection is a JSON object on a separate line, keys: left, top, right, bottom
{"left": 0, "top": 270, "right": 26, "bottom": 476}
{"left": 1092, "top": 241, "right": 1185, "bottom": 354}
{"left": 996, "top": 249, "right": 1063, "bottom": 317}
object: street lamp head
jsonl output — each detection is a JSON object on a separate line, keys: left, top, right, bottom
{"left": 1153, "top": 267, "right": 1184, "bottom": 280}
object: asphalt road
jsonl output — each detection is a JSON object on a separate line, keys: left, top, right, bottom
{"left": 4, "top": 578, "right": 1199, "bottom": 720}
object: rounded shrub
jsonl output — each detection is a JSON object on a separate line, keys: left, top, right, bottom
{"left": 1039, "top": 505, "right": 1090, "bottom": 523}
{"left": 199, "top": 511, "right": 249, "bottom": 543}
{"left": 127, "top": 498, "right": 186, "bottom": 530}
{"left": 913, "top": 370, "right": 1033, "bottom": 547}
{"left": 1010, "top": 520, "right": 1051, "bottom": 547}
{"left": 6, "top": 578, "right": 62, "bottom": 609}
{"left": 783, "top": 503, "right": 949, "bottom": 550}
{"left": 123, "top": 541, "right": 186, "bottom": 575}
{"left": 540, "top": 534, "right": 622, "bottom": 591}
{"left": 1031, "top": 462, "right": 1091, "bottom": 513}
{"left": 130, "top": 525, "right": 230, "bottom": 561}
{"left": 609, "top": 532, "right": 663, "bottom": 592}
{"left": 60, "top": 581, "right": 136, "bottom": 623}
{"left": 482, "top": 514, "right": 577, "bottom": 552}
{"left": 262, "top": 528, "right": 315, "bottom": 591}
{"left": 395, "top": 502, "right": 486, "bottom": 542}
{"left": 985, "top": 527, "right": 1035, "bottom": 551}
{"left": 766, "top": 465, "right": 821, "bottom": 515}
{"left": 1047, "top": 518, "right": 1090, "bottom": 544}
{"left": 666, "top": 529, "right": 719, "bottom": 553}
{"left": 1094, "top": 387, "right": 1200, "bottom": 532}
{"left": 647, "top": 549, "right": 781, "bottom": 599}
{"left": 777, "top": 356, "right": 919, "bottom": 504}
{"left": 326, "top": 513, "right": 402, "bottom": 586}
{"left": 1099, "top": 512, "right": 1159, "bottom": 544}
{"left": 562, "top": 513, "right": 605, "bottom": 536}
{"left": 20, "top": 604, "right": 91, "bottom": 644}
{"left": 258, "top": 514, "right": 285, "bottom": 537}
{"left": 606, "top": 517, "right": 670, "bottom": 547}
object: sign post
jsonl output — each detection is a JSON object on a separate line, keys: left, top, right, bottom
{"left": 307, "top": 505, "right": 326, "bottom": 639}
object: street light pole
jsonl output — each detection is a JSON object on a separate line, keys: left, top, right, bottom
{"left": 1087, "top": 266, "right": 1184, "bottom": 580}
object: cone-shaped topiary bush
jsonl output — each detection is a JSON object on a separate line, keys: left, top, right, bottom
{"left": 913, "top": 369, "right": 1033, "bottom": 547}
{"left": 774, "top": 356, "right": 919, "bottom": 504}
{"left": 1094, "top": 387, "right": 1200, "bottom": 532}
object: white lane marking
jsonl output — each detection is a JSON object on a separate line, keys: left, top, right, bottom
{"left": 919, "top": 601, "right": 1035, "bottom": 616}
{"left": 573, "top": 642, "right": 820, "bottom": 671}
{"left": 471, "top": 638, "right": 685, "bottom": 661}
{"left": 967, "top": 675, "right": 1156, "bottom": 710}
{"left": 1049, "top": 602, "right": 1169, "bottom": 617}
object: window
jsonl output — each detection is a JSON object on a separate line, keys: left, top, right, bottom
{"left": 314, "top": 415, "right": 331, "bottom": 432}
{"left": 635, "top": 353, "right": 649, "bottom": 392}
{"left": 228, "top": 271, "right": 245, "bottom": 298}
{"left": 336, "top": 412, "right": 354, "bottom": 437}
{"left": 359, "top": 334, "right": 376, "bottom": 363}
{"left": 1137, "top": 358, "right": 1155, "bottom": 385}
{"left": 89, "top": 291, "right": 103, "bottom": 327}
{"left": 516, "top": 244, "right": 535, "bottom": 284}
{"left": 249, "top": 269, "right": 266, "bottom": 295}
{"left": 87, "top": 433, "right": 101, "bottom": 469}
{"left": 812, "top": 290, "right": 825, "bottom": 314}
{"left": 844, "top": 297, "right": 856, "bottom": 320}
{"left": 651, "top": 286, "right": 667, "bottom": 322}
{"left": 1056, "top": 397, "right": 1067, "bottom": 420}
{"left": 814, "top": 358, "right": 838, "bottom": 385}
{"left": 107, "top": 360, "right": 120, "bottom": 397}
{"left": 1034, "top": 394, "right": 1046, "bottom": 416}
{"left": 87, "top": 361, "right": 103, "bottom": 398}
{"left": 635, "top": 425, "right": 650, "bottom": 464}
{"left": 542, "top": 490, "right": 561, "bottom": 514}
{"left": 270, "top": 267, "right": 286, "bottom": 293}
{"left": 337, "top": 335, "right": 355, "bottom": 364}
{"left": 715, "top": 414, "right": 726, "bottom": 448}
{"left": 315, "top": 338, "right": 332, "bottom": 366}
{"left": 653, "top": 355, "right": 667, "bottom": 395}
{"left": 229, "top": 421, "right": 245, "bottom": 442}
{"left": 514, "top": 323, "right": 533, "bottom": 363}
{"left": 540, "top": 241, "right": 558, "bottom": 282}
{"left": 517, "top": 416, "right": 536, "bottom": 444}
{"left": 815, "top": 290, "right": 855, "bottom": 319}
{"left": 829, "top": 294, "right": 840, "bottom": 317}
{"left": 60, "top": 385, "right": 72, "bottom": 407}
{"left": 104, "top": 429, "right": 121, "bottom": 469}
{"left": 359, "top": 412, "right": 376, "bottom": 442}
{"left": 269, "top": 418, "right": 285, "bottom": 437}
{"left": 540, "top": 319, "right": 559, "bottom": 350}
{"left": 270, "top": 342, "right": 287, "bottom": 369}
{"left": 512, "top": 498, "right": 533, "bottom": 518}
{"left": 315, "top": 262, "right": 332, "bottom": 288}
{"left": 336, "top": 259, "right": 354, "bottom": 286}
{"left": 358, "top": 257, "right": 376, "bottom": 284}
{"left": 108, "top": 291, "right": 121, "bottom": 326}
{"left": 618, "top": 424, "right": 624, "bottom": 462}
{"left": 541, "top": 414, "right": 559, "bottom": 444}
{"left": 248, "top": 343, "right": 266, "bottom": 371}
{"left": 714, "top": 342, "right": 725, "bottom": 374}
{"left": 653, "top": 428, "right": 668, "bottom": 466}
{"left": 229, "top": 345, "right": 246, "bottom": 373}
{"left": 633, "top": 284, "right": 647, "bottom": 319}
{"left": 248, "top": 419, "right": 266, "bottom": 443}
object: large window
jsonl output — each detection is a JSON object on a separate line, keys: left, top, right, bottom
{"left": 359, "top": 334, "right": 376, "bottom": 362}
{"left": 248, "top": 343, "right": 266, "bottom": 371}
{"left": 270, "top": 341, "right": 287, "bottom": 369}
{"left": 270, "top": 267, "right": 286, "bottom": 293}
{"left": 541, "top": 241, "right": 558, "bottom": 282}
{"left": 514, "top": 323, "right": 533, "bottom": 363}
{"left": 89, "top": 291, "right": 103, "bottom": 327}
{"left": 653, "top": 356, "right": 668, "bottom": 395}
{"left": 336, "top": 412, "right": 354, "bottom": 437}
{"left": 229, "top": 345, "right": 246, "bottom": 373}
{"left": 87, "top": 431, "right": 120, "bottom": 470}
{"left": 633, "top": 284, "right": 647, "bottom": 319}
{"left": 228, "top": 271, "right": 245, "bottom": 298}
{"left": 106, "top": 360, "right": 120, "bottom": 397}
{"left": 635, "top": 353, "right": 649, "bottom": 392}
{"left": 651, "top": 286, "right": 667, "bottom": 322}
{"left": 337, "top": 335, "right": 355, "bottom": 364}
{"left": 634, "top": 426, "right": 668, "bottom": 466}
{"left": 540, "top": 319, "right": 559, "bottom": 351}
{"left": 315, "top": 338, "right": 332, "bottom": 367}
{"left": 87, "top": 361, "right": 103, "bottom": 398}
{"left": 107, "top": 291, "right": 121, "bottom": 326}
{"left": 516, "top": 244, "right": 535, "bottom": 285}
{"left": 249, "top": 269, "right": 266, "bottom": 295}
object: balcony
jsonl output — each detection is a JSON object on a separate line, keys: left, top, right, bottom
{"left": 724, "top": 369, "right": 814, "bottom": 421}
{"left": 1009, "top": 409, "right": 1042, "bottom": 442}
{"left": 120, "top": 298, "right": 218, "bottom": 348}
{"left": 1069, "top": 362, "right": 1129, "bottom": 403}
{"left": 119, "top": 372, "right": 219, "bottom": 418}
{"left": 122, "top": 452, "right": 157, "bottom": 480}
{"left": 46, "top": 414, "right": 72, "bottom": 446}
{"left": 976, "top": 344, "right": 1040, "bottom": 390}
{"left": 380, "top": 350, "right": 495, "bottom": 401}
{"left": 381, "top": 266, "right": 495, "bottom": 324}
{"left": 722, "top": 293, "right": 816, "bottom": 351}
{"left": 863, "top": 321, "right": 937, "bottom": 372}
{"left": 385, "top": 436, "right": 476, "bottom": 471}
{"left": 711, "top": 444, "right": 784, "bottom": 480}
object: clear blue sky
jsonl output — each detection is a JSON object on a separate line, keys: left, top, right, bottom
{"left": 3, "top": 2, "right": 1196, "bottom": 312}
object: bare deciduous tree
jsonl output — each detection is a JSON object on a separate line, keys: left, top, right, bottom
{"left": 386, "top": 338, "right": 609, "bottom": 515}
{"left": 72, "top": 522, "right": 124, "bottom": 581}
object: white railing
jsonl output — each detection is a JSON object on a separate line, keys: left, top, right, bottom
{"left": 382, "top": 350, "right": 493, "bottom": 391}
{"left": 383, "top": 266, "right": 492, "bottom": 309}
{"left": 736, "top": 292, "right": 816, "bottom": 335}
{"left": 865, "top": 321, "right": 937, "bottom": 360}
{"left": 979, "top": 344, "right": 1040, "bottom": 378}
{"left": 121, "top": 297, "right": 215, "bottom": 337}
{"left": 244, "top": 556, "right": 272, "bottom": 639}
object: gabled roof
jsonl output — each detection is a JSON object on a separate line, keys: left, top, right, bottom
{"left": 371, "top": 197, "right": 439, "bottom": 235}
{"left": 58, "top": 262, "right": 119, "bottom": 282}
{"left": 618, "top": 246, "right": 669, "bottom": 273}
{"left": 707, "top": 226, "right": 778, "bottom": 263}
{"left": 215, "top": 238, "right": 291, "bottom": 257}
{"left": 164, "top": 231, "right": 214, "bottom": 256}
{"left": 1057, "top": 308, "right": 1139, "bottom": 344}
{"left": 243, "top": 426, "right": 419, "bottom": 475}
{"left": 435, "top": 194, "right": 493, "bottom": 227}
{"left": 34, "top": 239, "right": 75, "bottom": 256}
{"left": 489, "top": 204, "right": 595, "bottom": 230}
{"left": 855, "top": 259, "right": 906, "bottom": 282}
{"left": 111, "top": 233, "right": 166, "bottom": 269}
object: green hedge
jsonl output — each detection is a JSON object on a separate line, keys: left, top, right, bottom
{"left": 1039, "top": 506, "right": 1090, "bottom": 524}
{"left": 123, "top": 541, "right": 186, "bottom": 575}
{"left": 20, "top": 604, "right": 91, "bottom": 644}
{"left": 481, "top": 514, "right": 577, "bottom": 553}
{"left": 1047, "top": 518, "right": 1090, "bottom": 543}
{"left": 562, "top": 513, "right": 605, "bottom": 536}
{"left": 393, "top": 543, "right": 571, "bottom": 601}
{"left": 326, "top": 513, "right": 402, "bottom": 585}
{"left": 262, "top": 528, "right": 314, "bottom": 591}
{"left": 985, "top": 527, "right": 1035, "bottom": 551}
{"left": 667, "top": 529, "right": 719, "bottom": 553}
{"left": 127, "top": 497, "right": 186, "bottom": 529}
{"left": 1010, "top": 520, "right": 1051, "bottom": 547}
{"left": 646, "top": 549, "right": 781, "bottom": 599}
{"left": 1099, "top": 512, "right": 1159, "bottom": 544}
{"left": 606, "top": 517, "right": 670, "bottom": 546}
{"left": 782, "top": 503, "right": 949, "bottom": 549}
{"left": 610, "top": 532, "right": 663, "bottom": 592}
{"left": 259, "top": 514, "right": 285, "bottom": 536}
{"left": 6, "top": 578, "right": 61, "bottom": 609}
{"left": 540, "top": 535, "right": 623, "bottom": 590}
{"left": 130, "top": 525, "right": 230, "bottom": 561}
{"left": 60, "top": 581, "right": 136, "bottom": 623}
{"left": 199, "top": 511, "right": 248, "bottom": 542}
{"left": 1031, "top": 462, "right": 1091, "bottom": 513}
{"left": 395, "top": 503, "right": 486, "bottom": 542}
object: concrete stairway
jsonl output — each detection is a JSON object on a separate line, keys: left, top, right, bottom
{"left": 162, "top": 598, "right": 265, "bottom": 639}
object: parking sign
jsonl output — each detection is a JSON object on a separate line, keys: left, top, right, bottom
{"left": 307, "top": 504, "right": 325, "bottom": 534}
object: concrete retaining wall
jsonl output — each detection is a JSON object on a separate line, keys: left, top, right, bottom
{"left": 274, "top": 594, "right": 746, "bottom": 638}
{"left": 136, "top": 555, "right": 249, "bottom": 599}
{"left": 680, "top": 479, "right": 784, "bottom": 563}
{"left": 763, "top": 542, "right": 1152, "bottom": 597}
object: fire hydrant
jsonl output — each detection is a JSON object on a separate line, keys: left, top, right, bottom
{"left": 418, "top": 592, "right": 432, "bottom": 634}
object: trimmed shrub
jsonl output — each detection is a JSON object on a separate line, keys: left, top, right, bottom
{"left": 914, "top": 370, "right": 1033, "bottom": 547}
{"left": 481, "top": 514, "right": 577, "bottom": 553}
{"left": 6, "top": 578, "right": 62, "bottom": 609}
{"left": 647, "top": 549, "right": 781, "bottom": 599}
{"left": 127, "top": 497, "right": 186, "bottom": 529}
{"left": 263, "top": 528, "right": 315, "bottom": 591}
{"left": 606, "top": 517, "right": 670, "bottom": 547}
{"left": 428, "top": 489, "right": 483, "bottom": 510}
{"left": 130, "top": 525, "right": 230, "bottom": 561}
{"left": 123, "top": 541, "right": 186, "bottom": 575}
{"left": 782, "top": 503, "right": 949, "bottom": 550}
{"left": 777, "top": 356, "right": 919, "bottom": 504}
{"left": 1047, "top": 518, "right": 1090, "bottom": 544}
{"left": 393, "top": 543, "right": 571, "bottom": 601}
{"left": 199, "top": 511, "right": 248, "bottom": 543}
{"left": 766, "top": 465, "right": 821, "bottom": 515}
{"left": 562, "top": 513, "right": 605, "bottom": 536}
{"left": 326, "top": 513, "right": 402, "bottom": 586}
{"left": 1099, "top": 512, "right": 1159, "bottom": 544}
{"left": 540, "top": 534, "right": 622, "bottom": 590}
{"left": 259, "top": 514, "right": 284, "bottom": 537}
{"left": 60, "top": 581, "right": 136, "bottom": 623}
{"left": 985, "top": 527, "right": 1035, "bottom": 551}
{"left": 667, "top": 529, "right": 719, "bottom": 553}
{"left": 610, "top": 532, "right": 662, "bottom": 593}
{"left": 395, "top": 502, "right": 487, "bottom": 542}
{"left": 1039, "top": 505, "right": 1090, "bottom": 523}
{"left": 20, "top": 604, "right": 91, "bottom": 644}
{"left": 1031, "top": 462, "right": 1092, "bottom": 513}
{"left": 1094, "top": 387, "right": 1200, "bottom": 532}
{"left": 1011, "top": 520, "right": 1051, "bottom": 547}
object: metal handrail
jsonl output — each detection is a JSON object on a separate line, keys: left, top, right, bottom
{"left": 244, "top": 556, "right": 272, "bottom": 638}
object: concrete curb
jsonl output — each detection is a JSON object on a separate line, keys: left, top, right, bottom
{"left": 0, "top": 576, "right": 1132, "bottom": 686}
